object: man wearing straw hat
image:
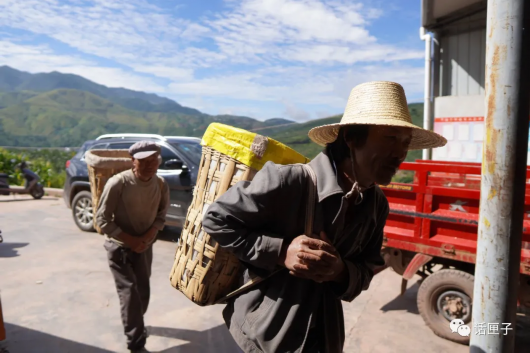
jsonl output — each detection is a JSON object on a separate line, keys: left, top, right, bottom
{"left": 96, "top": 141, "right": 170, "bottom": 353}
{"left": 202, "top": 81, "right": 446, "bottom": 353}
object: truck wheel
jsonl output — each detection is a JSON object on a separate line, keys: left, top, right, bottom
{"left": 417, "top": 269, "right": 474, "bottom": 345}
{"left": 72, "top": 191, "right": 95, "bottom": 232}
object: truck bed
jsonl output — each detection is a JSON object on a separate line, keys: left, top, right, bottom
{"left": 380, "top": 160, "right": 530, "bottom": 275}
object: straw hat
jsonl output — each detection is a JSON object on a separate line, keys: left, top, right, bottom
{"left": 308, "top": 81, "right": 447, "bottom": 150}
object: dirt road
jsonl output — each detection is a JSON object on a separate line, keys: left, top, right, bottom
{"left": 0, "top": 195, "right": 467, "bottom": 352}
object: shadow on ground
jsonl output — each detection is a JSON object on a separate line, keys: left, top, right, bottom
{"left": 379, "top": 282, "right": 420, "bottom": 315}
{"left": 4, "top": 323, "right": 114, "bottom": 353}
{"left": 0, "top": 242, "right": 28, "bottom": 258}
{"left": 379, "top": 284, "right": 530, "bottom": 353}
{"left": 147, "top": 325, "right": 240, "bottom": 353}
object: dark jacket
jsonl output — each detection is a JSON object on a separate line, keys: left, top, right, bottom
{"left": 202, "top": 151, "right": 389, "bottom": 353}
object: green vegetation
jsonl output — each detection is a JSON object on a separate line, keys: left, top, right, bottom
{"left": 0, "top": 148, "right": 75, "bottom": 188}
{"left": 0, "top": 66, "right": 293, "bottom": 147}
{"left": 265, "top": 115, "right": 341, "bottom": 158}
{"left": 0, "top": 65, "right": 427, "bottom": 188}
{"left": 0, "top": 88, "right": 292, "bottom": 147}
{"left": 267, "top": 103, "right": 424, "bottom": 162}
{"left": 392, "top": 170, "right": 415, "bottom": 184}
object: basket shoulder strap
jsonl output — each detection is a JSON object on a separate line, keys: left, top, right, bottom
{"left": 215, "top": 163, "right": 318, "bottom": 305}
{"left": 302, "top": 164, "right": 317, "bottom": 237}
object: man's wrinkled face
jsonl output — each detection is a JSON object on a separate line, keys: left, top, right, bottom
{"left": 133, "top": 153, "right": 160, "bottom": 179}
{"left": 350, "top": 126, "right": 412, "bottom": 185}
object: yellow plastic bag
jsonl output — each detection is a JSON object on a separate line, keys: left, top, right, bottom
{"left": 201, "top": 123, "right": 310, "bottom": 170}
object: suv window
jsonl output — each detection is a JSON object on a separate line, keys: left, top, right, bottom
{"left": 75, "top": 141, "right": 92, "bottom": 158}
{"left": 81, "top": 143, "right": 108, "bottom": 160}
{"left": 159, "top": 146, "right": 180, "bottom": 169}
{"left": 89, "top": 143, "right": 108, "bottom": 150}
{"left": 108, "top": 142, "right": 134, "bottom": 150}
{"left": 170, "top": 142, "right": 202, "bottom": 165}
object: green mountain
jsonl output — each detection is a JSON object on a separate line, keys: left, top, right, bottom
{"left": 265, "top": 103, "right": 424, "bottom": 160}
{"left": 0, "top": 88, "right": 299, "bottom": 147}
{"left": 0, "top": 66, "right": 424, "bottom": 162}
{"left": 0, "top": 91, "right": 38, "bottom": 108}
{"left": 1, "top": 65, "right": 200, "bottom": 115}
{"left": 0, "top": 66, "right": 299, "bottom": 147}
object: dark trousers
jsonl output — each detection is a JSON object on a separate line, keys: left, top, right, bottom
{"left": 104, "top": 239, "right": 153, "bottom": 350}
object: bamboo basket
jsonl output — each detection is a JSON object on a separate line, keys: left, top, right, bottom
{"left": 169, "top": 123, "right": 309, "bottom": 306}
{"left": 85, "top": 150, "right": 132, "bottom": 234}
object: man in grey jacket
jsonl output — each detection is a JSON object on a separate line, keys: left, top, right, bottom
{"left": 96, "top": 141, "right": 170, "bottom": 353}
{"left": 202, "top": 82, "right": 446, "bottom": 352}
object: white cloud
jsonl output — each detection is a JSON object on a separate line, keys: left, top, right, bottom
{"left": 180, "top": 23, "right": 211, "bottom": 41}
{"left": 206, "top": 0, "right": 420, "bottom": 65}
{"left": 168, "top": 73, "right": 274, "bottom": 100}
{"left": 0, "top": 40, "right": 165, "bottom": 92}
{"left": 0, "top": 0, "right": 420, "bottom": 68}
{"left": 173, "top": 96, "right": 215, "bottom": 113}
{"left": 59, "top": 66, "right": 166, "bottom": 92}
{"left": 167, "top": 63, "right": 425, "bottom": 116}
{"left": 0, "top": 0, "right": 195, "bottom": 65}
{"left": 133, "top": 65, "right": 194, "bottom": 81}
{"left": 0, "top": 0, "right": 427, "bottom": 121}
{"left": 0, "top": 40, "right": 92, "bottom": 71}
{"left": 316, "top": 110, "right": 335, "bottom": 119}
{"left": 282, "top": 44, "right": 423, "bottom": 64}
{"left": 282, "top": 100, "right": 311, "bottom": 121}
{"left": 231, "top": 0, "right": 373, "bottom": 42}
{"left": 218, "top": 105, "right": 263, "bottom": 118}
{"left": 331, "top": 65, "right": 426, "bottom": 102}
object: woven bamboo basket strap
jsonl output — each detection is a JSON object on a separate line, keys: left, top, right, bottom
{"left": 215, "top": 164, "right": 318, "bottom": 304}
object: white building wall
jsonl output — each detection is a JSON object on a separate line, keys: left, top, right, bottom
{"left": 433, "top": 95, "right": 485, "bottom": 163}
{"left": 433, "top": 96, "right": 530, "bottom": 165}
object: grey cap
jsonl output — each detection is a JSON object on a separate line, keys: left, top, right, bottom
{"left": 129, "top": 141, "right": 161, "bottom": 159}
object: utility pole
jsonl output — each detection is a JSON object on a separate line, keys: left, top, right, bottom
{"left": 471, "top": 0, "right": 530, "bottom": 352}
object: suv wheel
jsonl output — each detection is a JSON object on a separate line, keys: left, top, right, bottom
{"left": 72, "top": 191, "right": 95, "bottom": 232}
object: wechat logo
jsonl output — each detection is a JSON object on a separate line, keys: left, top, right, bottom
{"left": 450, "top": 319, "right": 471, "bottom": 337}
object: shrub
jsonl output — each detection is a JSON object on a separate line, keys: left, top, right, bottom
{"left": 0, "top": 148, "right": 76, "bottom": 188}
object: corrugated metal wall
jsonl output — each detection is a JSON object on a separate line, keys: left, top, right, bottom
{"left": 433, "top": 10, "right": 488, "bottom": 163}
{"left": 438, "top": 12, "right": 487, "bottom": 96}
{"left": 440, "top": 28, "right": 486, "bottom": 96}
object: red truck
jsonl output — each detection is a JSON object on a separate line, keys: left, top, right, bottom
{"left": 378, "top": 160, "right": 530, "bottom": 344}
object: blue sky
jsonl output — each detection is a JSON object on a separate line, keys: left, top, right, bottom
{"left": 0, "top": 0, "right": 426, "bottom": 122}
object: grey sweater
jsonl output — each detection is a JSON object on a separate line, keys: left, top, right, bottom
{"left": 95, "top": 169, "right": 170, "bottom": 246}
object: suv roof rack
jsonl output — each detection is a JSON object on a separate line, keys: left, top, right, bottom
{"left": 95, "top": 133, "right": 167, "bottom": 141}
